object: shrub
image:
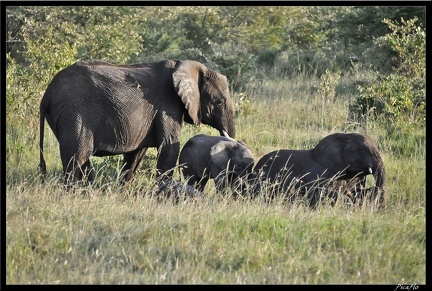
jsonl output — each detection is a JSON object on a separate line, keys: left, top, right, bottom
{"left": 349, "top": 17, "right": 425, "bottom": 128}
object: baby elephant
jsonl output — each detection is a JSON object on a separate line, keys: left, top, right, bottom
{"left": 179, "top": 134, "right": 255, "bottom": 193}
{"left": 252, "top": 133, "right": 386, "bottom": 209}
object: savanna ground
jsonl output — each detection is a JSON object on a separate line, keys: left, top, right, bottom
{"left": 5, "top": 6, "right": 425, "bottom": 285}
{"left": 6, "top": 69, "right": 425, "bottom": 284}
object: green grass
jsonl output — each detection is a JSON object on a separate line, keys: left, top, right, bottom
{"left": 6, "top": 70, "right": 425, "bottom": 284}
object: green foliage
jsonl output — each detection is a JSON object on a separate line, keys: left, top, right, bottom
{"left": 7, "top": 6, "right": 426, "bottom": 92}
{"left": 316, "top": 6, "right": 425, "bottom": 72}
{"left": 72, "top": 7, "right": 144, "bottom": 63}
{"left": 349, "top": 17, "right": 425, "bottom": 133}
{"left": 6, "top": 15, "right": 79, "bottom": 170}
{"left": 23, "top": 25, "right": 78, "bottom": 84}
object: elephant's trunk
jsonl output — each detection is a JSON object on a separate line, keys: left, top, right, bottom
{"left": 374, "top": 160, "right": 386, "bottom": 189}
{"left": 373, "top": 158, "right": 386, "bottom": 208}
{"left": 220, "top": 100, "right": 236, "bottom": 139}
{"left": 221, "top": 116, "right": 236, "bottom": 139}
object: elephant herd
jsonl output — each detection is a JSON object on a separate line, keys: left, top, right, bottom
{"left": 39, "top": 59, "right": 386, "bottom": 209}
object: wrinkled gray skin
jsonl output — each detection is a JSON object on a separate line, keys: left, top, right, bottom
{"left": 251, "top": 133, "right": 386, "bottom": 209}
{"left": 39, "top": 60, "right": 236, "bottom": 185}
{"left": 179, "top": 134, "right": 255, "bottom": 193}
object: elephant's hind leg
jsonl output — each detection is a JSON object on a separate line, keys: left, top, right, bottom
{"left": 59, "top": 127, "right": 94, "bottom": 185}
{"left": 61, "top": 152, "right": 92, "bottom": 185}
{"left": 81, "top": 160, "right": 94, "bottom": 181}
{"left": 122, "top": 147, "right": 148, "bottom": 182}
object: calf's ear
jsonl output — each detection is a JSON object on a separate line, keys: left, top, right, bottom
{"left": 210, "top": 140, "right": 236, "bottom": 171}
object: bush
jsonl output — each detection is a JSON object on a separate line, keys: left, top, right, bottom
{"left": 349, "top": 17, "right": 425, "bottom": 128}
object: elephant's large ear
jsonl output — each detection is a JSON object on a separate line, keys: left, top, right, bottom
{"left": 172, "top": 60, "right": 202, "bottom": 125}
{"left": 210, "top": 140, "right": 234, "bottom": 171}
{"left": 313, "top": 133, "right": 347, "bottom": 175}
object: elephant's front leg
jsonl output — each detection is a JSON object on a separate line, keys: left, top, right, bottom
{"left": 156, "top": 141, "right": 181, "bottom": 179}
{"left": 195, "top": 175, "right": 210, "bottom": 192}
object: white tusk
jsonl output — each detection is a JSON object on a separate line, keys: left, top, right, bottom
{"left": 222, "top": 130, "right": 230, "bottom": 138}
{"left": 368, "top": 167, "right": 373, "bottom": 174}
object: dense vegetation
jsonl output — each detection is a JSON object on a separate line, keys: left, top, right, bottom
{"left": 6, "top": 6, "right": 425, "bottom": 284}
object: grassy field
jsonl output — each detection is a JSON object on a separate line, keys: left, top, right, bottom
{"left": 6, "top": 70, "right": 426, "bottom": 284}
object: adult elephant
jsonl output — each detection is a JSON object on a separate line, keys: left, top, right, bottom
{"left": 251, "top": 133, "right": 386, "bottom": 209}
{"left": 39, "top": 59, "right": 236, "bottom": 185}
{"left": 179, "top": 134, "right": 255, "bottom": 193}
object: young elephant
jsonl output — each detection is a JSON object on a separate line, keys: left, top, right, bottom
{"left": 251, "top": 133, "right": 386, "bottom": 209}
{"left": 179, "top": 134, "right": 255, "bottom": 193}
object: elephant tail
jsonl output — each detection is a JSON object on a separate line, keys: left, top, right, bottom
{"left": 39, "top": 104, "right": 47, "bottom": 183}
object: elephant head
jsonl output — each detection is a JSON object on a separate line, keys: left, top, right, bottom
{"left": 210, "top": 139, "right": 255, "bottom": 191}
{"left": 312, "top": 133, "right": 386, "bottom": 188}
{"left": 173, "top": 60, "right": 236, "bottom": 138}
{"left": 311, "top": 133, "right": 386, "bottom": 208}
{"left": 179, "top": 134, "right": 254, "bottom": 193}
